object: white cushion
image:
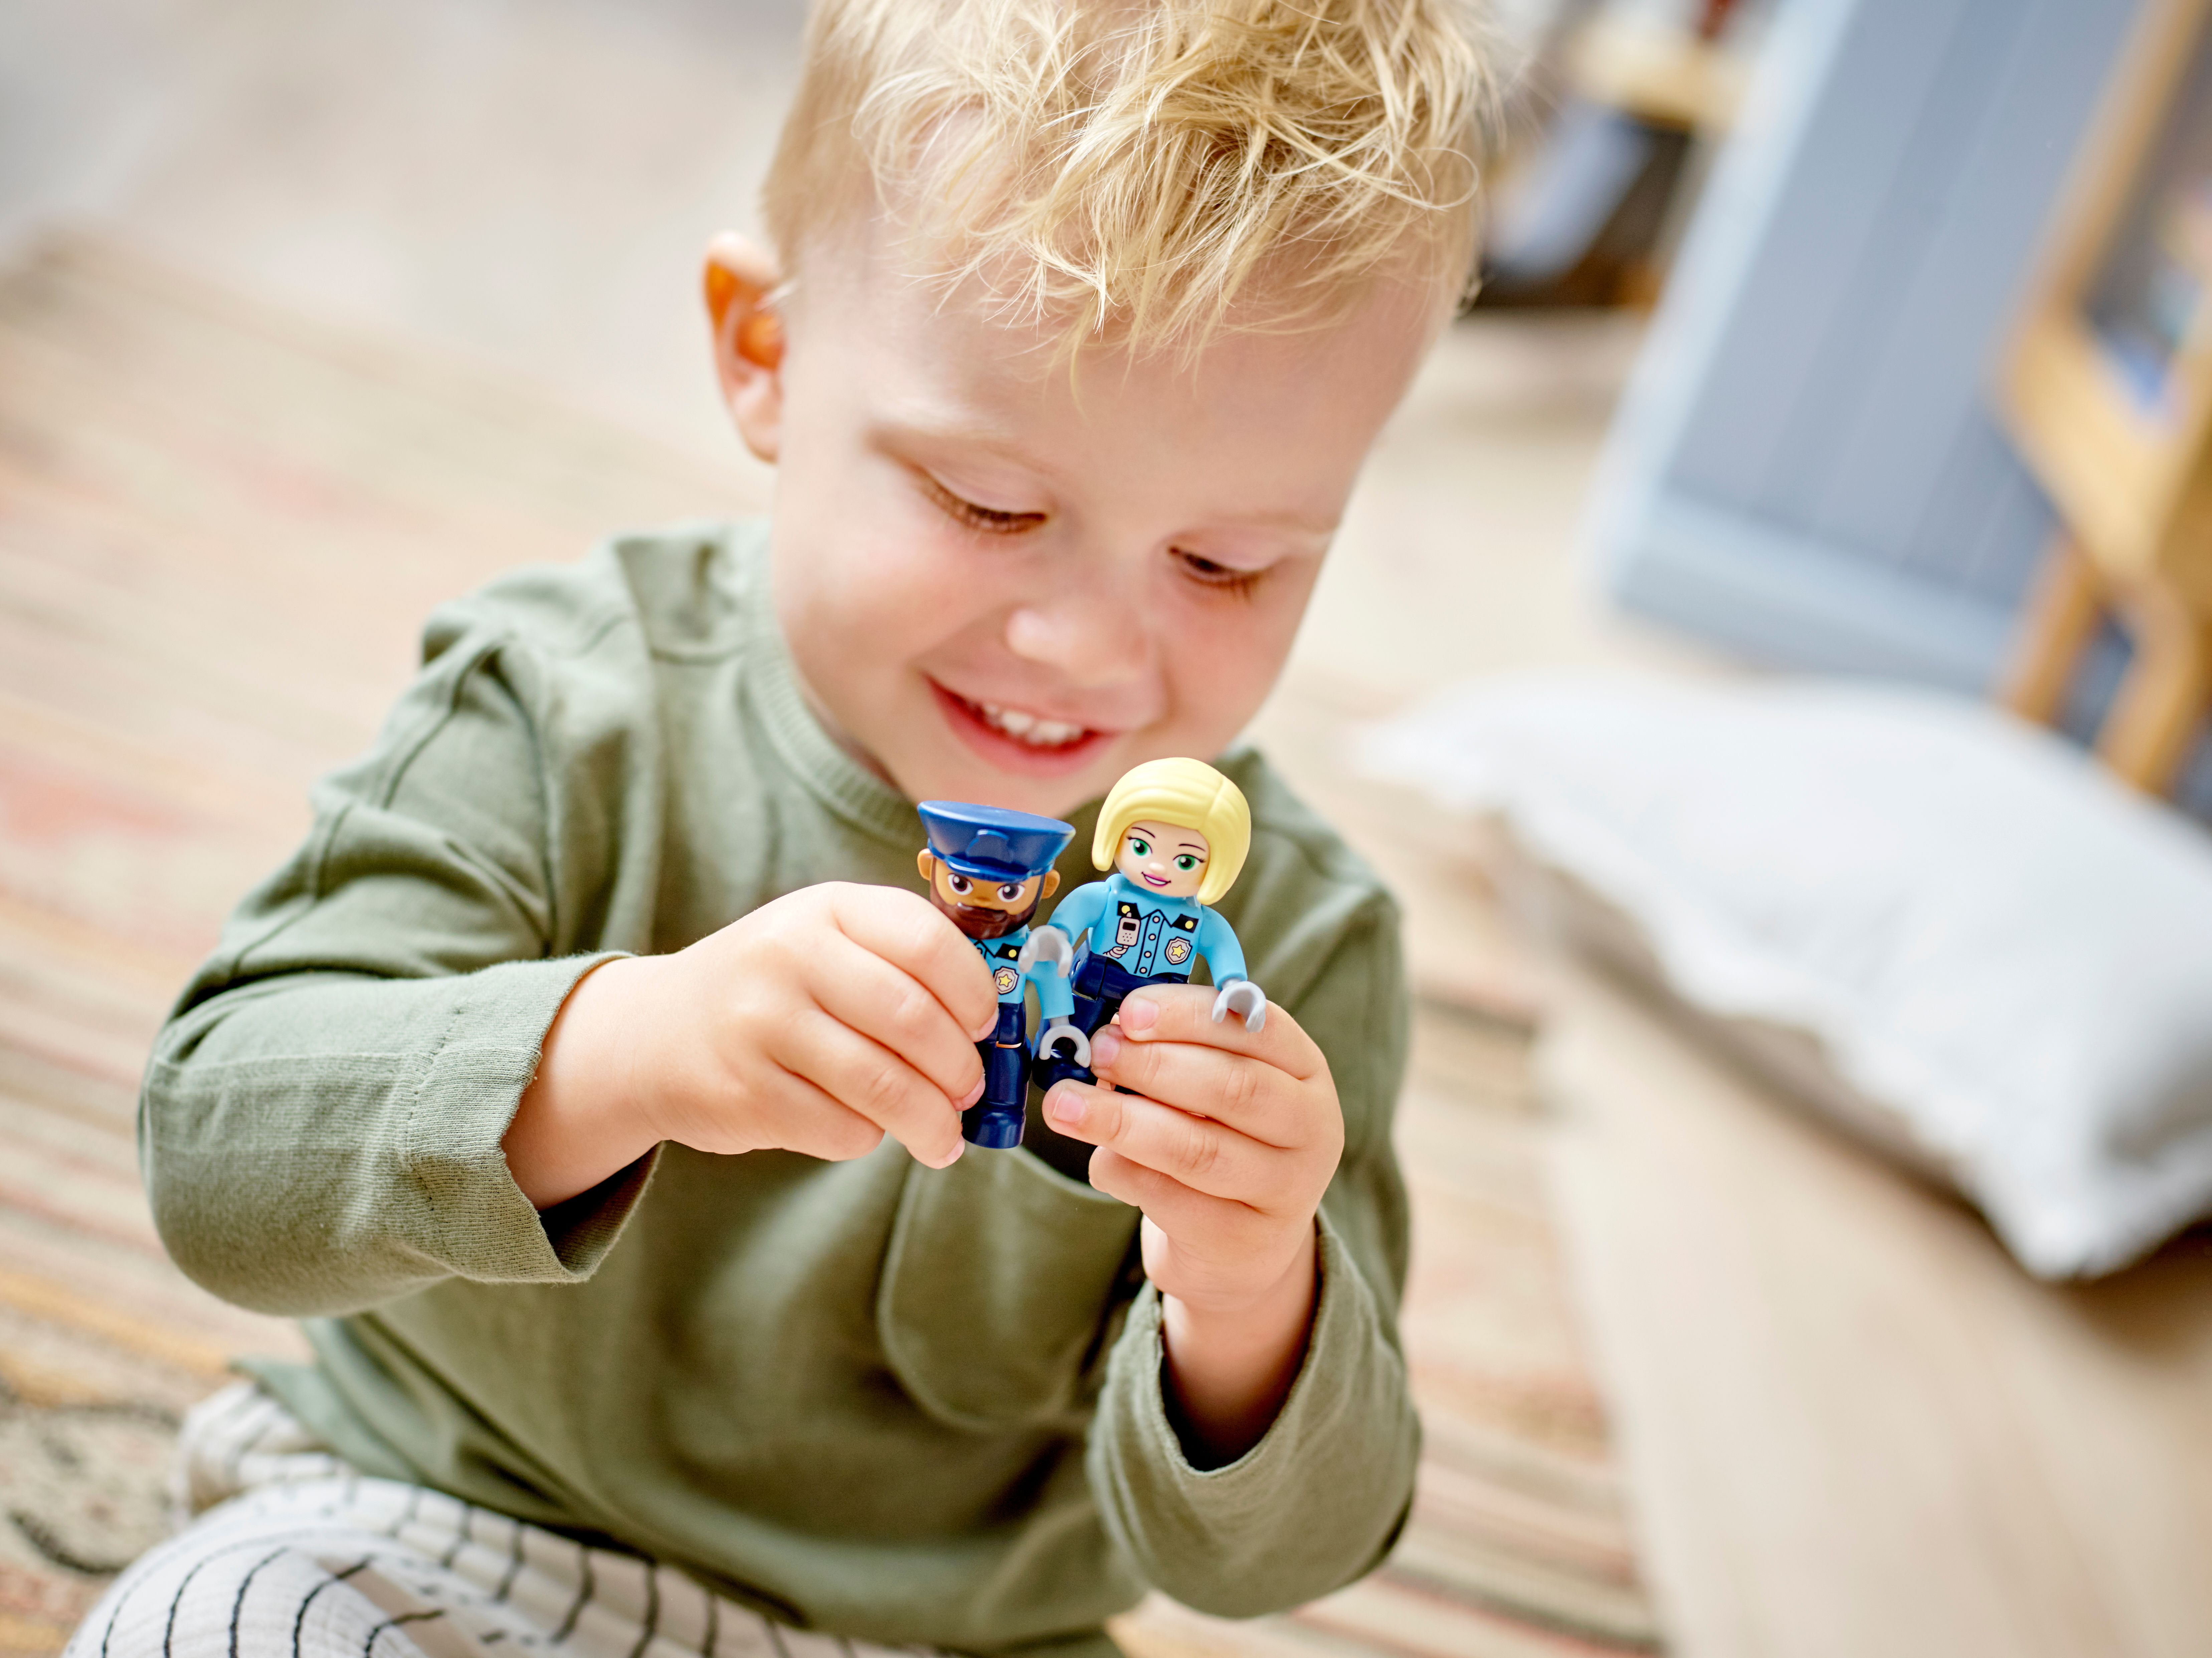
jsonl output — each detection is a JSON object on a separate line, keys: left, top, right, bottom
{"left": 1360, "top": 676, "right": 2212, "bottom": 1278}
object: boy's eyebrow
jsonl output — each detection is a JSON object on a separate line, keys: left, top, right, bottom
{"left": 1231, "top": 506, "right": 1341, "bottom": 536}
{"left": 872, "top": 410, "right": 1048, "bottom": 472}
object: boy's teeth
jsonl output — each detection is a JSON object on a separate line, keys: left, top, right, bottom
{"left": 977, "top": 699, "right": 1085, "bottom": 748}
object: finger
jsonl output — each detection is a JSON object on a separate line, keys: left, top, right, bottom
{"left": 1085, "top": 1023, "right": 1306, "bottom": 1150}
{"left": 1041, "top": 1080, "right": 1273, "bottom": 1204}
{"left": 658, "top": 1052, "right": 891, "bottom": 1163}
{"left": 1118, "top": 985, "right": 1329, "bottom": 1085}
{"left": 752, "top": 1064, "right": 892, "bottom": 1163}
{"left": 775, "top": 1010, "right": 968, "bottom": 1168}
{"left": 1087, "top": 1147, "right": 1230, "bottom": 1238}
{"left": 810, "top": 938, "right": 987, "bottom": 1104}
{"left": 826, "top": 884, "right": 1000, "bottom": 1039}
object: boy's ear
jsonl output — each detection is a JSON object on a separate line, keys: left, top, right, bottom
{"left": 703, "top": 232, "right": 786, "bottom": 464}
{"left": 917, "top": 849, "right": 937, "bottom": 884}
{"left": 1040, "top": 871, "right": 1061, "bottom": 901}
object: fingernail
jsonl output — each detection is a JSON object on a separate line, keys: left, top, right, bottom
{"left": 942, "top": 1140, "right": 965, "bottom": 1166}
{"left": 1045, "top": 1087, "right": 1083, "bottom": 1127}
{"left": 1091, "top": 1026, "right": 1123, "bottom": 1068}
{"left": 960, "top": 1076, "right": 985, "bottom": 1107}
{"left": 1121, "top": 997, "right": 1158, "bottom": 1033}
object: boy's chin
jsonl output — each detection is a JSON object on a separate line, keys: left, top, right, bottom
{"left": 897, "top": 740, "right": 1126, "bottom": 819}
{"left": 912, "top": 752, "right": 1120, "bottom": 819}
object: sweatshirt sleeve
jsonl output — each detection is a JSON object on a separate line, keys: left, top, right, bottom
{"left": 140, "top": 596, "right": 660, "bottom": 1318}
{"left": 1082, "top": 894, "right": 1419, "bottom": 1615}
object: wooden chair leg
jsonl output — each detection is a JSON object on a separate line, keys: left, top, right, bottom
{"left": 2001, "top": 534, "right": 2104, "bottom": 725}
{"left": 2098, "top": 590, "right": 2212, "bottom": 795}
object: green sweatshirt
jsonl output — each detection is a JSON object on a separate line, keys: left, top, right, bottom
{"left": 140, "top": 522, "right": 1418, "bottom": 1656}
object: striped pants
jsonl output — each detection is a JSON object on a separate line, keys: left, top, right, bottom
{"left": 66, "top": 1383, "right": 921, "bottom": 1658}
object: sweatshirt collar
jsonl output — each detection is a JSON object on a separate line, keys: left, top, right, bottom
{"left": 733, "top": 523, "right": 921, "bottom": 847}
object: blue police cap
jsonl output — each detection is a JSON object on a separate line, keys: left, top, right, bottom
{"left": 917, "top": 801, "right": 1075, "bottom": 882}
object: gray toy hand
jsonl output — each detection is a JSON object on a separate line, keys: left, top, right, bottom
{"left": 1039, "top": 1017, "right": 1091, "bottom": 1067}
{"left": 1017, "top": 927, "right": 1074, "bottom": 978}
{"left": 1211, "top": 978, "right": 1268, "bottom": 1033}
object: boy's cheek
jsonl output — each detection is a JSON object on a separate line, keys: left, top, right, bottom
{"left": 1168, "top": 577, "right": 1319, "bottom": 727}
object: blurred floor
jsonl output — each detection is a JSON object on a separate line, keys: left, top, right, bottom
{"left": 1, "top": 0, "right": 803, "bottom": 476}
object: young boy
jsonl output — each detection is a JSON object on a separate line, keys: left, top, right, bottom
{"left": 80, "top": 0, "right": 1489, "bottom": 1653}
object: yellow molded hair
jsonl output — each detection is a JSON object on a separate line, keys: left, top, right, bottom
{"left": 1092, "top": 758, "right": 1251, "bottom": 906}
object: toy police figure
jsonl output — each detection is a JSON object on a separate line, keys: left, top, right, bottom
{"left": 1032, "top": 759, "right": 1267, "bottom": 1093}
{"left": 915, "top": 801, "right": 1090, "bottom": 1149}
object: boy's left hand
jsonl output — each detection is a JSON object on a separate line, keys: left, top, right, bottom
{"left": 1042, "top": 983, "right": 1342, "bottom": 1324}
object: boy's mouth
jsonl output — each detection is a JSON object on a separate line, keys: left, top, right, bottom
{"left": 930, "top": 681, "right": 1114, "bottom": 778}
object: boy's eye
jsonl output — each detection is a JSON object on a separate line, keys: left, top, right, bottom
{"left": 921, "top": 473, "right": 1046, "bottom": 537}
{"left": 1173, "top": 854, "right": 1200, "bottom": 872}
{"left": 1171, "top": 547, "right": 1265, "bottom": 598}
{"left": 948, "top": 874, "right": 973, "bottom": 895}
{"left": 1128, "top": 837, "right": 1151, "bottom": 857}
{"left": 997, "top": 882, "right": 1025, "bottom": 902}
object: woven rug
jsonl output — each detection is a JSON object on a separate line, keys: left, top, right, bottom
{"left": 0, "top": 233, "right": 1664, "bottom": 1658}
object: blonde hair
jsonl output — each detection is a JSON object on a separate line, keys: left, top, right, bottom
{"left": 1093, "top": 758, "right": 1252, "bottom": 905}
{"left": 763, "top": 0, "right": 1494, "bottom": 352}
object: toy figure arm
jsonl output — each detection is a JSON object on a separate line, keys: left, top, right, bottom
{"left": 1194, "top": 908, "right": 1266, "bottom": 1029}
{"left": 1211, "top": 977, "right": 1267, "bottom": 1031}
{"left": 1017, "top": 904, "right": 1087, "bottom": 1022}
{"left": 1015, "top": 926, "right": 1072, "bottom": 978}
{"left": 1036, "top": 1018, "right": 1090, "bottom": 1068}
{"left": 1030, "top": 958, "right": 1076, "bottom": 1023}
{"left": 1194, "top": 906, "right": 1249, "bottom": 985}
{"left": 1041, "top": 880, "right": 1109, "bottom": 952}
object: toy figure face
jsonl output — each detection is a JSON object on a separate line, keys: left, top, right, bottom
{"left": 709, "top": 223, "right": 1444, "bottom": 820}
{"left": 1116, "top": 821, "right": 1210, "bottom": 900}
{"left": 917, "top": 851, "right": 1061, "bottom": 940}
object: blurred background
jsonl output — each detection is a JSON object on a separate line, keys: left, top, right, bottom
{"left": 5, "top": 0, "right": 2212, "bottom": 1655}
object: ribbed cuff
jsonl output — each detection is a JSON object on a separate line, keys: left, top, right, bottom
{"left": 399, "top": 952, "right": 652, "bottom": 1282}
{"left": 1086, "top": 1210, "right": 1420, "bottom": 1615}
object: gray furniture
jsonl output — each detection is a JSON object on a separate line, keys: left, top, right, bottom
{"left": 1580, "top": 0, "right": 2212, "bottom": 799}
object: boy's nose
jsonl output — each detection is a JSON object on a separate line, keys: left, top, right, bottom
{"left": 1003, "top": 570, "right": 1156, "bottom": 690}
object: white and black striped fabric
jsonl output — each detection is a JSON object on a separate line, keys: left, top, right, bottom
{"left": 68, "top": 1384, "right": 923, "bottom": 1658}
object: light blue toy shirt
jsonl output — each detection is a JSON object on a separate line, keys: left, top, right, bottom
{"left": 975, "top": 924, "right": 1076, "bottom": 1020}
{"left": 1043, "top": 873, "right": 1248, "bottom": 984}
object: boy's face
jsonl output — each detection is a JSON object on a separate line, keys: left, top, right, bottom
{"left": 711, "top": 227, "right": 1442, "bottom": 818}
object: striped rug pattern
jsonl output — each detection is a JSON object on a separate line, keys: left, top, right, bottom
{"left": 0, "top": 234, "right": 1663, "bottom": 1658}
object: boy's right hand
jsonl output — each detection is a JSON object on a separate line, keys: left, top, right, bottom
{"left": 504, "top": 884, "right": 997, "bottom": 1208}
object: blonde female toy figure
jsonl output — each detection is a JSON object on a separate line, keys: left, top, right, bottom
{"left": 1032, "top": 758, "right": 1266, "bottom": 1092}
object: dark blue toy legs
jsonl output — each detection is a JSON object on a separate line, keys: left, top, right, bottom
{"left": 1032, "top": 958, "right": 1181, "bottom": 1093}
{"left": 963, "top": 1002, "right": 1031, "bottom": 1149}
